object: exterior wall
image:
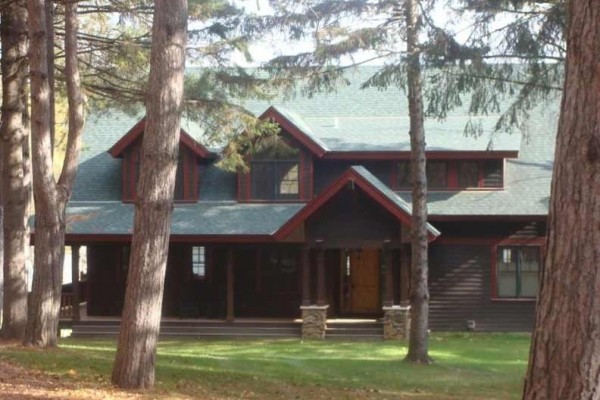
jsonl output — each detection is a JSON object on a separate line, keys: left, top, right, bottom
{"left": 429, "top": 244, "right": 535, "bottom": 331}
{"left": 427, "top": 219, "right": 545, "bottom": 332}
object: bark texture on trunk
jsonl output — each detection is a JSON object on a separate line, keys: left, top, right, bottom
{"left": 25, "top": 0, "right": 61, "bottom": 347}
{"left": 404, "top": 0, "right": 432, "bottom": 365}
{"left": 522, "top": 2, "right": 600, "bottom": 399}
{"left": 1, "top": 0, "right": 29, "bottom": 341}
{"left": 45, "top": 0, "right": 55, "bottom": 157}
{"left": 25, "top": 0, "right": 84, "bottom": 348}
{"left": 111, "top": 0, "right": 187, "bottom": 389}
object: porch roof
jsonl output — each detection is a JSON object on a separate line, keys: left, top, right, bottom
{"left": 274, "top": 166, "right": 441, "bottom": 241}
{"left": 62, "top": 201, "right": 303, "bottom": 239}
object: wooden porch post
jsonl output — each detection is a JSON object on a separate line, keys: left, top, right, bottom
{"left": 383, "top": 242, "right": 394, "bottom": 307}
{"left": 302, "top": 247, "right": 311, "bottom": 306}
{"left": 72, "top": 245, "right": 81, "bottom": 322}
{"left": 316, "top": 243, "right": 326, "bottom": 306}
{"left": 400, "top": 244, "right": 410, "bottom": 306}
{"left": 226, "top": 248, "right": 234, "bottom": 322}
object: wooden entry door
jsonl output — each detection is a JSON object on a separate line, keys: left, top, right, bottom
{"left": 348, "top": 249, "right": 380, "bottom": 313}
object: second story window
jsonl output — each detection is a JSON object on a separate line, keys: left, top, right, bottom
{"left": 251, "top": 160, "right": 299, "bottom": 200}
{"left": 396, "top": 159, "right": 503, "bottom": 190}
{"left": 130, "top": 144, "right": 192, "bottom": 201}
{"left": 249, "top": 137, "right": 300, "bottom": 201}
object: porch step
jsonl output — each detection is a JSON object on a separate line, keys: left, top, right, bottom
{"left": 325, "top": 321, "right": 383, "bottom": 340}
{"left": 70, "top": 320, "right": 302, "bottom": 339}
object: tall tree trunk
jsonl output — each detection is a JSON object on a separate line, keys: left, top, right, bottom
{"left": 522, "top": 2, "right": 600, "bottom": 399}
{"left": 111, "top": 0, "right": 187, "bottom": 389}
{"left": 404, "top": 0, "right": 432, "bottom": 364}
{"left": 25, "top": 0, "right": 84, "bottom": 348}
{"left": 1, "top": 0, "right": 30, "bottom": 341}
{"left": 45, "top": 0, "right": 55, "bottom": 158}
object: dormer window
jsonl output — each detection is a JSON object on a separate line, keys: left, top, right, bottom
{"left": 396, "top": 159, "right": 503, "bottom": 190}
{"left": 126, "top": 141, "right": 194, "bottom": 201}
{"left": 108, "top": 117, "right": 216, "bottom": 203}
{"left": 247, "top": 137, "right": 301, "bottom": 201}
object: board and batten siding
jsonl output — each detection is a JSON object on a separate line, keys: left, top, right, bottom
{"left": 429, "top": 244, "right": 535, "bottom": 332}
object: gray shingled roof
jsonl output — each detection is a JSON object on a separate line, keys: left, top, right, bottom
{"left": 65, "top": 201, "right": 304, "bottom": 236}
{"left": 63, "top": 66, "right": 558, "bottom": 237}
{"left": 398, "top": 102, "right": 558, "bottom": 217}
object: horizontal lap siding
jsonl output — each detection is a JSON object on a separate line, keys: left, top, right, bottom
{"left": 429, "top": 244, "right": 535, "bottom": 332}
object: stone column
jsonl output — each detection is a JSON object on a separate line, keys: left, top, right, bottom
{"left": 301, "top": 305, "right": 328, "bottom": 339}
{"left": 383, "top": 305, "right": 411, "bottom": 340}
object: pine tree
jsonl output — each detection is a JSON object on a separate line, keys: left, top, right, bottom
{"left": 1, "top": 0, "right": 29, "bottom": 341}
{"left": 25, "top": 0, "right": 84, "bottom": 347}
{"left": 522, "top": 1, "right": 600, "bottom": 398}
{"left": 111, "top": 0, "right": 187, "bottom": 388}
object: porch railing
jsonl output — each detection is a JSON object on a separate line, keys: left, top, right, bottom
{"left": 60, "top": 293, "right": 74, "bottom": 318}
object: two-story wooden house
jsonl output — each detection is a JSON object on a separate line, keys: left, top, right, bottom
{"left": 57, "top": 68, "right": 557, "bottom": 338}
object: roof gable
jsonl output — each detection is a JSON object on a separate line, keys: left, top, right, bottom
{"left": 107, "top": 117, "right": 216, "bottom": 159}
{"left": 274, "top": 165, "right": 440, "bottom": 241}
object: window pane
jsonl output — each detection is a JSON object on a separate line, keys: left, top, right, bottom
{"left": 192, "top": 246, "right": 206, "bottom": 278}
{"left": 457, "top": 161, "right": 479, "bottom": 187}
{"left": 519, "top": 247, "right": 540, "bottom": 272}
{"left": 277, "top": 162, "right": 299, "bottom": 198}
{"left": 498, "top": 272, "right": 517, "bottom": 297}
{"left": 397, "top": 161, "right": 411, "bottom": 188}
{"left": 497, "top": 247, "right": 517, "bottom": 297}
{"left": 521, "top": 272, "right": 539, "bottom": 297}
{"left": 427, "top": 161, "right": 447, "bottom": 188}
{"left": 251, "top": 162, "right": 276, "bottom": 200}
{"left": 483, "top": 159, "right": 503, "bottom": 188}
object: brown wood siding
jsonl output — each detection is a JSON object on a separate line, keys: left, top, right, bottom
{"left": 429, "top": 244, "right": 535, "bottom": 331}
{"left": 434, "top": 221, "right": 546, "bottom": 239}
{"left": 301, "top": 149, "right": 313, "bottom": 199}
{"left": 313, "top": 160, "right": 393, "bottom": 195}
{"left": 306, "top": 186, "right": 402, "bottom": 247}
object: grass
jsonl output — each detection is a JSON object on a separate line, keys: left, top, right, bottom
{"left": 0, "top": 333, "right": 531, "bottom": 399}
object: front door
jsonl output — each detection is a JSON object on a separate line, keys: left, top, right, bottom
{"left": 344, "top": 249, "right": 380, "bottom": 314}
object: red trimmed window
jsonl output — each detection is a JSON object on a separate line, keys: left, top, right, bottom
{"left": 495, "top": 246, "right": 540, "bottom": 299}
{"left": 396, "top": 159, "right": 503, "bottom": 189}
{"left": 241, "top": 136, "right": 305, "bottom": 202}
{"left": 123, "top": 140, "right": 199, "bottom": 202}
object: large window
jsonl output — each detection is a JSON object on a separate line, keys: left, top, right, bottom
{"left": 192, "top": 246, "right": 206, "bottom": 278}
{"left": 396, "top": 159, "right": 503, "bottom": 190}
{"left": 397, "top": 160, "right": 447, "bottom": 189}
{"left": 251, "top": 160, "right": 299, "bottom": 200}
{"left": 496, "top": 246, "right": 540, "bottom": 298}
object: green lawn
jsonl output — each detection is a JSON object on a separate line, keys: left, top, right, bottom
{"left": 0, "top": 333, "right": 530, "bottom": 399}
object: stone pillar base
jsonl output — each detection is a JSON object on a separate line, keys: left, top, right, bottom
{"left": 383, "top": 305, "right": 411, "bottom": 340}
{"left": 301, "top": 305, "right": 328, "bottom": 340}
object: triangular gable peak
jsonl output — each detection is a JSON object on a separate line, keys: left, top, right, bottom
{"left": 274, "top": 166, "right": 441, "bottom": 242}
{"left": 107, "top": 117, "right": 216, "bottom": 159}
{"left": 259, "top": 106, "right": 328, "bottom": 158}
